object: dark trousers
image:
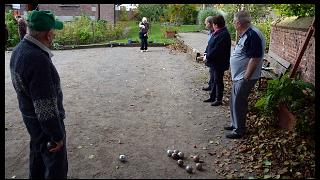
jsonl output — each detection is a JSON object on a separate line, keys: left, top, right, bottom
{"left": 22, "top": 115, "right": 68, "bottom": 179}
{"left": 139, "top": 32, "right": 148, "bottom": 50}
{"left": 208, "top": 67, "right": 215, "bottom": 89}
{"left": 209, "top": 67, "right": 225, "bottom": 101}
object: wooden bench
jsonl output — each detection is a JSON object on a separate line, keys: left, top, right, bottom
{"left": 258, "top": 51, "right": 291, "bottom": 89}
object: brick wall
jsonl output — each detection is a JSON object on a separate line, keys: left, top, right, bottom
{"left": 98, "top": 4, "right": 115, "bottom": 24}
{"left": 38, "top": 4, "right": 95, "bottom": 17}
{"left": 269, "top": 25, "right": 315, "bottom": 84}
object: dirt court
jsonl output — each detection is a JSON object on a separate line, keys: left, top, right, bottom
{"left": 5, "top": 47, "right": 239, "bottom": 178}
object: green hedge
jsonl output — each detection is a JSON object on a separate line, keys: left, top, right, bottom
{"left": 197, "top": 8, "right": 225, "bottom": 30}
{"left": 54, "top": 15, "right": 125, "bottom": 46}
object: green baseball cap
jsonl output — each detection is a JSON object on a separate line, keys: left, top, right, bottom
{"left": 27, "top": 10, "right": 63, "bottom": 31}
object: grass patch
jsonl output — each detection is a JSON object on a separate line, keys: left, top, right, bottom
{"left": 114, "top": 21, "right": 199, "bottom": 44}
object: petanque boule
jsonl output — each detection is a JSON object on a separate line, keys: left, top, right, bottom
{"left": 193, "top": 155, "right": 200, "bottom": 163}
{"left": 196, "top": 163, "right": 203, "bottom": 170}
{"left": 47, "top": 141, "right": 57, "bottom": 150}
{"left": 119, "top": 155, "right": 128, "bottom": 162}
{"left": 185, "top": 165, "right": 193, "bottom": 173}
{"left": 173, "top": 149, "right": 179, "bottom": 154}
{"left": 177, "top": 152, "right": 184, "bottom": 159}
{"left": 177, "top": 159, "right": 184, "bottom": 167}
{"left": 171, "top": 152, "right": 179, "bottom": 160}
{"left": 167, "top": 150, "right": 173, "bottom": 157}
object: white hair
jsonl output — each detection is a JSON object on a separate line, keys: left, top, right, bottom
{"left": 142, "top": 17, "right": 147, "bottom": 23}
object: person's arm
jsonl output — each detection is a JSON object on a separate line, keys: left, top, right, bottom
{"left": 205, "top": 34, "right": 228, "bottom": 63}
{"left": 244, "top": 58, "right": 260, "bottom": 80}
{"left": 139, "top": 22, "right": 145, "bottom": 28}
{"left": 27, "top": 55, "right": 65, "bottom": 151}
{"left": 244, "top": 32, "right": 264, "bottom": 80}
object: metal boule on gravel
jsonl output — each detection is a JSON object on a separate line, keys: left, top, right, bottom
{"left": 167, "top": 150, "right": 173, "bottom": 157}
{"left": 178, "top": 152, "right": 184, "bottom": 159}
{"left": 193, "top": 155, "right": 200, "bottom": 163}
{"left": 171, "top": 152, "right": 179, "bottom": 160}
{"left": 177, "top": 159, "right": 184, "bottom": 167}
{"left": 196, "top": 163, "right": 203, "bottom": 170}
{"left": 173, "top": 149, "right": 179, "bottom": 154}
{"left": 185, "top": 165, "right": 193, "bottom": 173}
{"left": 119, "top": 154, "right": 128, "bottom": 162}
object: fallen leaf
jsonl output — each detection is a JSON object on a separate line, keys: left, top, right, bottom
{"left": 278, "top": 167, "right": 287, "bottom": 174}
{"left": 264, "top": 168, "right": 270, "bottom": 173}
{"left": 264, "top": 175, "right": 272, "bottom": 179}
{"left": 89, "top": 155, "right": 95, "bottom": 159}
{"left": 264, "top": 160, "right": 271, "bottom": 166}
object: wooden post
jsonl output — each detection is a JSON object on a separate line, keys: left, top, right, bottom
{"left": 289, "top": 18, "right": 315, "bottom": 79}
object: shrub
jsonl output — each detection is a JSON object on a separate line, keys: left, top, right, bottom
{"left": 54, "top": 15, "right": 126, "bottom": 46}
{"left": 197, "top": 8, "right": 225, "bottom": 30}
{"left": 255, "top": 73, "right": 315, "bottom": 135}
{"left": 163, "top": 4, "right": 198, "bottom": 25}
{"left": 137, "top": 4, "right": 167, "bottom": 22}
{"left": 5, "top": 10, "right": 20, "bottom": 47}
{"left": 272, "top": 4, "right": 315, "bottom": 17}
{"left": 254, "top": 20, "right": 272, "bottom": 51}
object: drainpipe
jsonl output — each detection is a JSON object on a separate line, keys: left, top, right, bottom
{"left": 97, "top": 4, "right": 100, "bottom": 20}
{"left": 114, "top": 4, "right": 116, "bottom": 26}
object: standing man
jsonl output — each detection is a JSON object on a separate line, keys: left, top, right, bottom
{"left": 15, "top": 16, "right": 27, "bottom": 40}
{"left": 225, "top": 10, "right": 265, "bottom": 139}
{"left": 203, "top": 15, "right": 231, "bottom": 106}
{"left": 139, "top": 17, "right": 149, "bottom": 52}
{"left": 10, "top": 10, "right": 68, "bottom": 178}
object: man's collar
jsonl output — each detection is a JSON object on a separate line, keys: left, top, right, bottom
{"left": 24, "top": 34, "right": 54, "bottom": 58}
{"left": 239, "top": 26, "right": 251, "bottom": 38}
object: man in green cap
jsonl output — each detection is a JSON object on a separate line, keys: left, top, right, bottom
{"left": 10, "top": 10, "right": 68, "bottom": 179}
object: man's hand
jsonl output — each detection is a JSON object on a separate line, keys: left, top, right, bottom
{"left": 49, "top": 140, "right": 64, "bottom": 153}
{"left": 203, "top": 55, "right": 207, "bottom": 62}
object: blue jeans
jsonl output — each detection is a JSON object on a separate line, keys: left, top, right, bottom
{"left": 22, "top": 115, "right": 68, "bottom": 179}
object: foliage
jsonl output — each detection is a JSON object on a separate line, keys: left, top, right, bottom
{"left": 119, "top": 9, "right": 129, "bottom": 21}
{"left": 5, "top": 10, "right": 20, "bottom": 47}
{"left": 255, "top": 73, "right": 315, "bottom": 135}
{"left": 163, "top": 4, "right": 198, "bottom": 25}
{"left": 272, "top": 4, "right": 315, "bottom": 17}
{"left": 54, "top": 15, "right": 125, "bottom": 46}
{"left": 137, "top": 4, "right": 167, "bottom": 23}
{"left": 197, "top": 8, "right": 225, "bottom": 30}
{"left": 218, "top": 4, "right": 272, "bottom": 45}
{"left": 254, "top": 20, "right": 272, "bottom": 51}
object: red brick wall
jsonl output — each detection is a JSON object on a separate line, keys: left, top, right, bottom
{"left": 269, "top": 26, "right": 315, "bottom": 84}
{"left": 38, "top": 4, "right": 95, "bottom": 16}
{"left": 98, "top": 4, "right": 115, "bottom": 24}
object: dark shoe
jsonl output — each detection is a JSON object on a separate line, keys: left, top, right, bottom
{"left": 202, "top": 87, "right": 211, "bottom": 91}
{"left": 226, "top": 133, "right": 242, "bottom": 139}
{"left": 223, "top": 126, "right": 234, "bottom": 130}
{"left": 203, "top": 98, "right": 215, "bottom": 103}
{"left": 211, "top": 100, "right": 222, "bottom": 106}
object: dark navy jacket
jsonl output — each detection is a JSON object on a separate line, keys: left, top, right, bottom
{"left": 204, "top": 27, "right": 231, "bottom": 71}
{"left": 10, "top": 38, "right": 65, "bottom": 142}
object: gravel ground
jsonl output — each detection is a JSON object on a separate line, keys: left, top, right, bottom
{"left": 5, "top": 47, "right": 238, "bottom": 179}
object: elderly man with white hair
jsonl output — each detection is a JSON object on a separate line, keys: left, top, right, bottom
{"left": 225, "top": 10, "right": 265, "bottom": 139}
{"left": 138, "top": 17, "right": 150, "bottom": 52}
